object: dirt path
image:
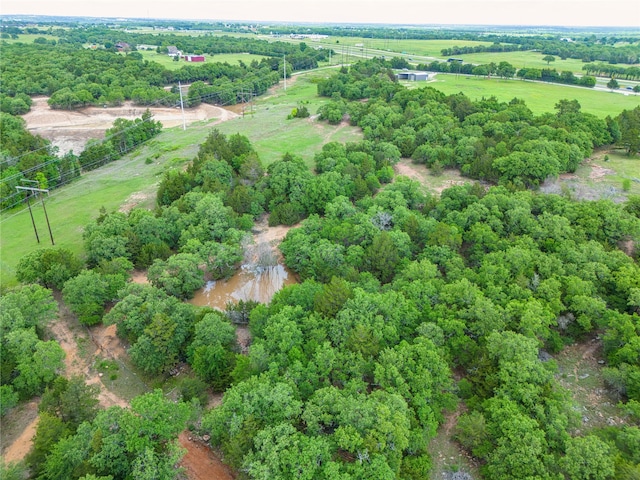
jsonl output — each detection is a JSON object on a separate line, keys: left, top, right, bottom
{"left": 178, "top": 432, "right": 236, "bottom": 480}
{"left": 1, "top": 402, "right": 39, "bottom": 464}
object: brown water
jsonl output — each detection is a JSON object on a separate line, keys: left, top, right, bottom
{"left": 189, "top": 264, "right": 297, "bottom": 310}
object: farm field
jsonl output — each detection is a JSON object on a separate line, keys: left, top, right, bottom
{"left": 423, "top": 73, "right": 640, "bottom": 117}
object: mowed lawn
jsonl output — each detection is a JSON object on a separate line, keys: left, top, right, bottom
{"left": 423, "top": 73, "right": 640, "bottom": 117}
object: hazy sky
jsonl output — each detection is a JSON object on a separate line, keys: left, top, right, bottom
{"left": 2, "top": 0, "right": 639, "bottom": 27}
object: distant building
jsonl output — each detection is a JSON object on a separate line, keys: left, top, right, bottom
{"left": 115, "top": 42, "right": 131, "bottom": 52}
{"left": 396, "top": 71, "right": 429, "bottom": 81}
{"left": 182, "top": 55, "right": 205, "bottom": 62}
{"left": 447, "top": 58, "right": 463, "bottom": 63}
{"left": 167, "top": 46, "right": 182, "bottom": 57}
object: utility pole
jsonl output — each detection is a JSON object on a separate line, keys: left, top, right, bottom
{"left": 178, "top": 81, "right": 186, "bottom": 130}
{"left": 16, "top": 185, "right": 53, "bottom": 245}
{"left": 40, "top": 193, "right": 54, "bottom": 245}
{"left": 283, "top": 54, "right": 287, "bottom": 91}
{"left": 26, "top": 192, "right": 40, "bottom": 244}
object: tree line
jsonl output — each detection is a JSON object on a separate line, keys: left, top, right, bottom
{"left": 414, "top": 58, "right": 598, "bottom": 87}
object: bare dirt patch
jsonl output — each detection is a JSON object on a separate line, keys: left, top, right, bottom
{"left": 395, "top": 161, "right": 427, "bottom": 182}
{"left": 429, "top": 404, "right": 481, "bottom": 480}
{"left": 555, "top": 336, "right": 627, "bottom": 431}
{"left": 130, "top": 270, "right": 150, "bottom": 284}
{"left": 394, "top": 159, "right": 473, "bottom": 195}
{"left": 90, "top": 323, "right": 128, "bottom": 363}
{"left": 1, "top": 401, "right": 39, "bottom": 463}
{"left": 235, "top": 325, "right": 252, "bottom": 354}
{"left": 22, "top": 97, "right": 239, "bottom": 154}
{"left": 589, "top": 163, "right": 616, "bottom": 181}
{"left": 119, "top": 192, "right": 153, "bottom": 213}
{"left": 178, "top": 431, "right": 236, "bottom": 480}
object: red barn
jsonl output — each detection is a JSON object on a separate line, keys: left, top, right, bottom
{"left": 182, "top": 55, "right": 205, "bottom": 62}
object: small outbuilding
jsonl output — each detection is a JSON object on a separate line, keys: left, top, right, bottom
{"left": 396, "top": 71, "right": 429, "bottom": 81}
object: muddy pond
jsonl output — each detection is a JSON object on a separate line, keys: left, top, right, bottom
{"left": 189, "top": 219, "right": 298, "bottom": 311}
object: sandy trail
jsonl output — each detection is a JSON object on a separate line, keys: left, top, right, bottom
{"left": 1, "top": 403, "right": 39, "bottom": 464}
{"left": 178, "top": 432, "right": 235, "bottom": 480}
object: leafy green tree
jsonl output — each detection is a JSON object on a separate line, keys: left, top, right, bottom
{"left": 616, "top": 106, "right": 640, "bottom": 155}
{"left": 62, "top": 270, "right": 126, "bottom": 325}
{"left": 0, "top": 385, "right": 19, "bottom": 416}
{"left": 180, "top": 239, "right": 243, "bottom": 280}
{"left": 560, "top": 435, "right": 615, "bottom": 480}
{"left": 147, "top": 253, "right": 205, "bottom": 299}
{"left": 363, "top": 231, "right": 399, "bottom": 284}
{"left": 188, "top": 312, "right": 237, "bottom": 389}
{"left": 242, "top": 423, "right": 336, "bottom": 479}
{"left": 5, "top": 328, "right": 65, "bottom": 398}
{"left": 314, "top": 276, "right": 353, "bottom": 317}
{"left": 26, "top": 412, "right": 70, "bottom": 477}
{"left": 607, "top": 78, "right": 620, "bottom": 90}
{"left": 39, "top": 376, "right": 100, "bottom": 430}
{"left": 0, "top": 284, "right": 57, "bottom": 336}
{"left": 542, "top": 55, "right": 556, "bottom": 65}
{"left": 16, "top": 247, "right": 82, "bottom": 289}
{"left": 129, "top": 313, "right": 184, "bottom": 375}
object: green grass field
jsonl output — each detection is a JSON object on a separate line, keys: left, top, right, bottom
{"left": 215, "top": 73, "right": 362, "bottom": 166}
{"left": 422, "top": 73, "right": 640, "bottom": 117}
{"left": 137, "top": 50, "right": 269, "bottom": 70}
{"left": 1, "top": 33, "right": 60, "bottom": 44}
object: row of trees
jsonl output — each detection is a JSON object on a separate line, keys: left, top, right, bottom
{"left": 582, "top": 62, "right": 640, "bottom": 80}
{"left": 415, "top": 59, "right": 598, "bottom": 86}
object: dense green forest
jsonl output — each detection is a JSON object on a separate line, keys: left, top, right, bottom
{"left": 4, "top": 125, "right": 639, "bottom": 478}
{"left": 2, "top": 21, "right": 640, "bottom": 480}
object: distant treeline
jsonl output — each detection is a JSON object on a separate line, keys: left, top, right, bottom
{"left": 261, "top": 24, "right": 640, "bottom": 65}
{"left": 442, "top": 41, "right": 640, "bottom": 65}
{"left": 415, "top": 59, "right": 597, "bottom": 87}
